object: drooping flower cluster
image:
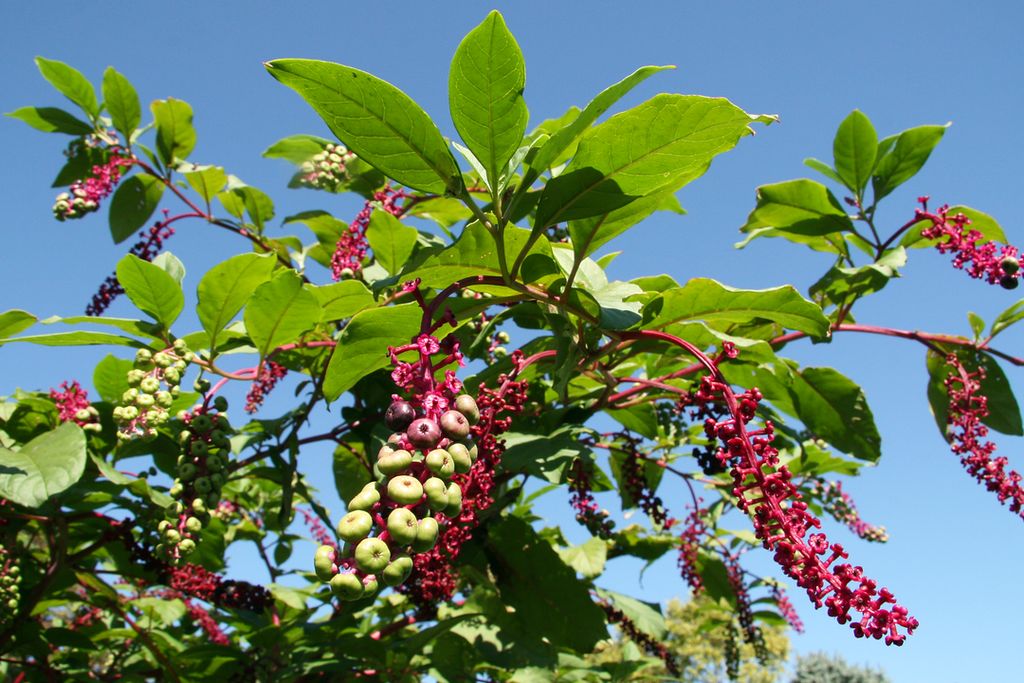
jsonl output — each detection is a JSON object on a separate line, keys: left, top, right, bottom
{"left": 771, "top": 584, "right": 804, "bottom": 634}
{"left": 182, "top": 596, "right": 229, "bottom": 645}
{"left": 809, "top": 479, "right": 888, "bottom": 542}
{"left": 676, "top": 505, "right": 706, "bottom": 594}
{"left": 299, "top": 507, "right": 336, "bottom": 548}
{"left": 725, "top": 557, "right": 767, "bottom": 662}
{"left": 245, "top": 360, "right": 288, "bottom": 413}
{"left": 87, "top": 218, "right": 176, "bottom": 316}
{"left": 617, "top": 434, "right": 676, "bottom": 529}
{"left": 298, "top": 142, "right": 356, "bottom": 191}
{"left": 50, "top": 380, "right": 100, "bottom": 431}
{"left": 52, "top": 148, "right": 132, "bottom": 220}
{"left": 694, "top": 374, "right": 918, "bottom": 644}
{"left": 597, "top": 598, "right": 681, "bottom": 677}
{"left": 943, "top": 354, "right": 1024, "bottom": 518}
{"left": 568, "top": 457, "right": 615, "bottom": 539}
{"left": 331, "top": 186, "right": 409, "bottom": 279}
{"left": 916, "top": 197, "right": 1020, "bottom": 289}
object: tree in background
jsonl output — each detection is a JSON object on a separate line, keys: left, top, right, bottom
{"left": 792, "top": 652, "right": 891, "bottom": 683}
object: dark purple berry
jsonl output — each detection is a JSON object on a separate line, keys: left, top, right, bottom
{"left": 1000, "top": 274, "right": 1019, "bottom": 290}
{"left": 386, "top": 400, "right": 416, "bottom": 431}
{"left": 1001, "top": 256, "right": 1020, "bottom": 275}
{"left": 407, "top": 418, "right": 442, "bottom": 449}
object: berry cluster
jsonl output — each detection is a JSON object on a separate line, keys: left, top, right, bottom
{"left": 725, "top": 557, "right": 767, "bottom": 663}
{"left": 597, "top": 599, "right": 681, "bottom": 677}
{"left": 693, "top": 373, "right": 918, "bottom": 644}
{"left": 158, "top": 402, "right": 233, "bottom": 563}
{"left": 916, "top": 198, "right": 1021, "bottom": 290}
{"left": 113, "top": 341, "right": 193, "bottom": 440}
{"left": 298, "top": 142, "right": 355, "bottom": 191}
{"left": 676, "top": 505, "right": 706, "bottom": 594}
{"left": 809, "top": 479, "right": 888, "bottom": 542}
{"left": 617, "top": 434, "right": 675, "bottom": 528}
{"left": 313, "top": 330, "right": 479, "bottom": 601}
{"left": 568, "top": 457, "right": 615, "bottom": 539}
{"left": 943, "top": 354, "right": 1024, "bottom": 519}
{"left": 0, "top": 544, "right": 20, "bottom": 618}
{"left": 50, "top": 380, "right": 101, "bottom": 432}
{"left": 331, "top": 186, "right": 408, "bottom": 280}
{"left": 52, "top": 148, "right": 131, "bottom": 221}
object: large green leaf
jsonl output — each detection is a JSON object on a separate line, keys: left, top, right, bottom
{"left": 262, "top": 134, "right": 332, "bottom": 163}
{"left": 151, "top": 98, "right": 196, "bottom": 165}
{"left": 332, "top": 443, "right": 372, "bottom": 509}
{"left": 322, "top": 304, "right": 422, "bottom": 401}
{"left": 197, "top": 253, "right": 277, "bottom": 352}
{"left": 740, "top": 179, "right": 854, "bottom": 238}
{"left": 243, "top": 270, "right": 322, "bottom": 359}
{"left": 790, "top": 366, "right": 882, "bottom": 461}
{"left": 115, "top": 254, "right": 184, "bottom": 328}
{"left": 102, "top": 67, "right": 141, "bottom": 141}
{"left": 366, "top": 210, "right": 418, "bottom": 275}
{"left": 872, "top": 123, "right": 949, "bottom": 200}
{"left": 809, "top": 247, "right": 906, "bottom": 308}
{"left": 594, "top": 588, "right": 666, "bottom": 640}
{"left": 93, "top": 354, "right": 133, "bottom": 403}
{"left": 558, "top": 538, "right": 607, "bottom": 578}
{"left": 643, "top": 278, "right": 830, "bottom": 337}
{"left": 0, "top": 331, "right": 142, "bottom": 347}
{"left": 35, "top": 57, "right": 98, "bottom": 119}
{"left": 312, "top": 280, "right": 375, "bottom": 322}
{"left": 568, "top": 191, "right": 683, "bottom": 259}
{"left": 265, "top": 59, "right": 462, "bottom": 194}
{"left": 449, "top": 10, "right": 528, "bottom": 188}
{"left": 534, "top": 94, "right": 772, "bottom": 229}
{"left": 0, "top": 310, "right": 36, "bottom": 339}
{"left": 832, "top": 109, "right": 878, "bottom": 196}
{"left": 108, "top": 174, "right": 164, "bottom": 244}
{"left": 485, "top": 516, "right": 607, "bottom": 652}
{"left": 0, "top": 423, "right": 87, "bottom": 508}
{"left": 528, "top": 65, "right": 672, "bottom": 176}
{"left": 183, "top": 165, "right": 228, "bottom": 204}
{"left": 991, "top": 298, "right": 1024, "bottom": 338}
{"left": 5, "top": 106, "right": 93, "bottom": 135}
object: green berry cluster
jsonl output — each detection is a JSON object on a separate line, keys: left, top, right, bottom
{"left": 157, "top": 400, "right": 233, "bottom": 564}
{"left": 298, "top": 143, "right": 355, "bottom": 191}
{"left": 0, "top": 544, "right": 20, "bottom": 617}
{"left": 113, "top": 340, "right": 193, "bottom": 440}
{"left": 312, "top": 393, "right": 481, "bottom": 601}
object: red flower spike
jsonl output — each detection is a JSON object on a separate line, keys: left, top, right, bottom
{"left": 245, "top": 361, "right": 288, "bottom": 413}
{"left": 810, "top": 479, "right": 888, "bottom": 542}
{"left": 916, "top": 200, "right": 1021, "bottom": 289}
{"left": 331, "top": 186, "right": 409, "bottom": 279}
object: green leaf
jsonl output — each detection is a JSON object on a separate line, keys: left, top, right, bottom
{"left": 5, "top": 106, "right": 93, "bottom": 135}
{"left": 832, "top": 110, "right": 878, "bottom": 196}
{"left": 151, "top": 98, "right": 196, "bottom": 165}
{"left": 197, "top": 253, "right": 277, "bottom": 352}
{"left": 790, "top": 367, "right": 882, "bottom": 461}
{"left": 534, "top": 94, "right": 772, "bottom": 229}
{"left": 594, "top": 588, "right": 666, "bottom": 640}
{"left": 803, "top": 157, "right": 846, "bottom": 186}
{"left": 809, "top": 247, "right": 906, "bottom": 308}
{"left": 115, "top": 254, "right": 184, "bottom": 328}
{"left": 558, "top": 537, "right": 607, "bottom": 578}
{"left": 265, "top": 59, "right": 462, "bottom": 194}
{"left": 449, "top": 10, "right": 529, "bottom": 189}
{"left": 243, "top": 270, "right": 322, "bottom": 360}
{"left": 606, "top": 403, "right": 658, "bottom": 440}
{"left": 644, "top": 278, "right": 830, "bottom": 337}
{"left": 0, "top": 331, "right": 142, "bottom": 347}
{"left": 0, "top": 310, "right": 37, "bottom": 339}
{"left": 528, "top": 65, "right": 673, "bottom": 175}
{"left": 872, "top": 123, "right": 949, "bottom": 200}
{"left": 968, "top": 311, "right": 985, "bottom": 339}
{"left": 366, "top": 210, "right": 418, "bottom": 275}
{"left": 183, "top": 165, "right": 228, "bottom": 204}
{"left": 35, "top": 57, "right": 98, "bottom": 118}
{"left": 0, "top": 423, "right": 86, "bottom": 508}
{"left": 501, "top": 428, "right": 588, "bottom": 484}
{"left": 312, "top": 280, "right": 375, "bottom": 322}
{"left": 332, "top": 444, "right": 371, "bottom": 509}
{"left": 102, "top": 67, "right": 141, "bottom": 141}
{"left": 93, "top": 354, "right": 133, "bottom": 403}
{"left": 323, "top": 304, "right": 422, "bottom": 401}
{"left": 568, "top": 190, "right": 683, "bottom": 259}
{"left": 262, "top": 134, "right": 332, "bottom": 163}
{"left": 108, "top": 174, "right": 164, "bottom": 244}
{"left": 740, "top": 179, "right": 854, "bottom": 239}
{"left": 485, "top": 516, "right": 608, "bottom": 652}
{"left": 991, "top": 298, "right": 1024, "bottom": 338}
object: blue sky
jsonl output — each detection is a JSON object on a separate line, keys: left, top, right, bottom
{"left": 1, "top": 2, "right": 1022, "bottom": 680}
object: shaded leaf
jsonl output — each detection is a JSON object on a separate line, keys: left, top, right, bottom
{"left": 0, "top": 423, "right": 86, "bottom": 507}
{"left": 109, "top": 174, "right": 164, "bottom": 244}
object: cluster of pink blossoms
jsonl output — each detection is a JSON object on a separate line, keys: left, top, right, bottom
{"left": 331, "top": 186, "right": 409, "bottom": 279}
{"left": 916, "top": 197, "right": 1020, "bottom": 289}
{"left": 694, "top": 374, "right": 918, "bottom": 645}
{"left": 52, "top": 150, "right": 132, "bottom": 221}
{"left": 809, "top": 480, "right": 888, "bottom": 542}
{"left": 568, "top": 457, "right": 615, "bottom": 539}
{"left": 245, "top": 361, "right": 288, "bottom": 413}
{"left": 943, "top": 354, "right": 1024, "bottom": 518}
{"left": 772, "top": 584, "right": 805, "bottom": 633}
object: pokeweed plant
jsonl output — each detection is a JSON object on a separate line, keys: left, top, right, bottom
{"left": 0, "top": 9, "right": 1021, "bottom": 681}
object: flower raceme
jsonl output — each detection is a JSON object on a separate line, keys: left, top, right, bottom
{"left": 693, "top": 374, "right": 918, "bottom": 645}
{"left": 331, "top": 185, "right": 409, "bottom": 280}
{"left": 809, "top": 480, "right": 888, "bottom": 543}
{"left": 52, "top": 147, "right": 132, "bottom": 221}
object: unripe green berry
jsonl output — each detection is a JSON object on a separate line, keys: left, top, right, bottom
{"left": 354, "top": 537, "right": 391, "bottom": 574}
{"left": 1001, "top": 256, "right": 1020, "bottom": 275}
{"left": 192, "top": 414, "right": 213, "bottom": 432}
{"left": 423, "top": 477, "right": 449, "bottom": 511}
{"left": 194, "top": 378, "right": 211, "bottom": 393}
{"left": 454, "top": 394, "right": 481, "bottom": 425}
{"left": 178, "top": 538, "right": 196, "bottom": 555}
{"left": 447, "top": 442, "right": 473, "bottom": 474}
{"left": 347, "top": 482, "right": 381, "bottom": 511}
{"left": 213, "top": 396, "right": 229, "bottom": 412}
{"left": 190, "top": 440, "right": 209, "bottom": 457}
{"left": 386, "top": 507, "right": 419, "bottom": 546}
{"left": 191, "top": 498, "right": 208, "bottom": 515}
{"left": 444, "top": 482, "right": 463, "bottom": 517}
{"left": 377, "top": 449, "right": 413, "bottom": 476}
{"left": 387, "top": 475, "right": 424, "bottom": 505}
{"left": 139, "top": 377, "right": 160, "bottom": 394}
{"left": 337, "top": 510, "right": 374, "bottom": 542}
{"left": 194, "top": 477, "right": 212, "bottom": 494}
{"left": 153, "top": 352, "right": 172, "bottom": 368}
{"left": 425, "top": 449, "right": 455, "bottom": 479}
{"left": 178, "top": 463, "right": 197, "bottom": 481}
{"left": 413, "top": 517, "right": 440, "bottom": 553}
{"left": 314, "top": 545, "right": 338, "bottom": 581}
{"left": 361, "top": 574, "right": 380, "bottom": 596}
{"left": 381, "top": 554, "right": 414, "bottom": 586}
{"left": 164, "top": 528, "right": 181, "bottom": 544}
{"left": 330, "top": 572, "right": 364, "bottom": 600}
{"left": 185, "top": 517, "right": 203, "bottom": 534}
